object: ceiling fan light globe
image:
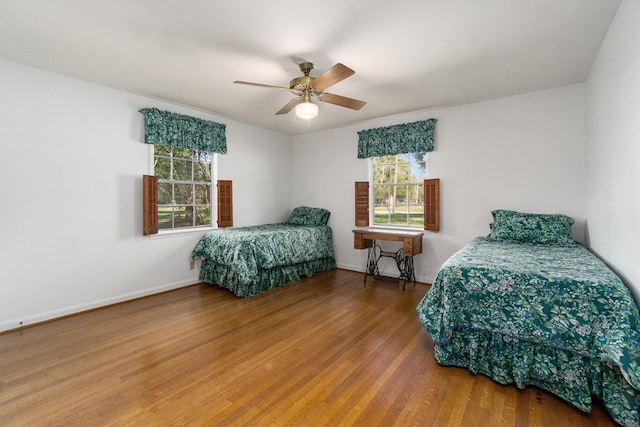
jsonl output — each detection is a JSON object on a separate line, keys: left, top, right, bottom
{"left": 295, "top": 102, "right": 318, "bottom": 120}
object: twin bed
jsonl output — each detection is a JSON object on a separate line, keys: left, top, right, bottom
{"left": 417, "top": 210, "right": 640, "bottom": 426}
{"left": 191, "top": 206, "right": 336, "bottom": 297}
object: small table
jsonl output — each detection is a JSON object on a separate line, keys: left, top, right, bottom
{"left": 353, "top": 228, "right": 423, "bottom": 290}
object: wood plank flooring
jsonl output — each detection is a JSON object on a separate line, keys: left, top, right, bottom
{"left": 0, "top": 269, "right": 617, "bottom": 426}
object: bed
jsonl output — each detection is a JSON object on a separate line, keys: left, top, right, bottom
{"left": 191, "top": 206, "right": 336, "bottom": 297}
{"left": 417, "top": 210, "right": 640, "bottom": 427}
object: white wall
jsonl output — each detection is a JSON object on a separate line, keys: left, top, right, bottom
{"left": 586, "top": 0, "right": 640, "bottom": 301}
{"left": 292, "top": 84, "right": 587, "bottom": 283}
{"left": 220, "top": 123, "right": 293, "bottom": 227}
{"left": 0, "top": 59, "right": 292, "bottom": 331}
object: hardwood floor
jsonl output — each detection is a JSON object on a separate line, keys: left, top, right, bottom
{"left": 0, "top": 269, "right": 617, "bottom": 426}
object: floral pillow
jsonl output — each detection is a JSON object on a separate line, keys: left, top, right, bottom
{"left": 285, "top": 206, "right": 331, "bottom": 226}
{"left": 486, "top": 210, "right": 577, "bottom": 246}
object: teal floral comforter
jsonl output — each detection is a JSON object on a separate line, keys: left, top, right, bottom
{"left": 417, "top": 237, "right": 640, "bottom": 426}
{"left": 191, "top": 224, "right": 336, "bottom": 297}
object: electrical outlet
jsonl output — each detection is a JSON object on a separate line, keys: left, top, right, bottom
{"left": 189, "top": 260, "right": 195, "bottom": 270}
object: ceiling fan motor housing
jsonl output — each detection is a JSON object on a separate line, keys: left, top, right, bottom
{"left": 292, "top": 61, "right": 318, "bottom": 117}
{"left": 289, "top": 76, "right": 315, "bottom": 91}
{"left": 233, "top": 61, "right": 365, "bottom": 114}
{"left": 290, "top": 62, "right": 319, "bottom": 95}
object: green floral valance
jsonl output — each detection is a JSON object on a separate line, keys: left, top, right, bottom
{"left": 357, "top": 118, "right": 437, "bottom": 158}
{"left": 139, "top": 108, "right": 227, "bottom": 154}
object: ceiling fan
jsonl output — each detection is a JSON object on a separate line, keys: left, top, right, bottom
{"left": 234, "top": 62, "right": 366, "bottom": 120}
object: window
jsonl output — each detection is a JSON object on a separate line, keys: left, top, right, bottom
{"left": 154, "top": 145, "right": 214, "bottom": 230}
{"left": 371, "top": 152, "right": 427, "bottom": 228}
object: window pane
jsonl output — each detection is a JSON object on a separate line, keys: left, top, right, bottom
{"left": 392, "top": 213, "right": 409, "bottom": 226}
{"left": 155, "top": 157, "right": 171, "bottom": 180}
{"left": 174, "top": 206, "right": 193, "bottom": 228}
{"left": 174, "top": 184, "right": 192, "bottom": 204}
{"left": 374, "top": 206, "right": 390, "bottom": 225}
{"left": 158, "top": 183, "right": 172, "bottom": 204}
{"left": 195, "top": 184, "right": 210, "bottom": 205}
{"left": 411, "top": 184, "right": 423, "bottom": 204}
{"left": 194, "top": 162, "right": 211, "bottom": 182}
{"left": 409, "top": 207, "right": 424, "bottom": 227}
{"left": 193, "top": 150, "right": 212, "bottom": 163}
{"left": 413, "top": 154, "right": 427, "bottom": 179}
{"left": 154, "top": 144, "right": 171, "bottom": 156}
{"left": 375, "top": 155, "right": 396, "bottom": 165}
{"left": 173, "top": 147, "right": 192, "bottom": 159}
{"left": 195, "top": 206, "right": 211, "bottom": 226}
{"left": 374, "top": 185, "right": 389, "bottom": 206}
{"left": 408, "top": 183, "right": 424, "bottom": 227}
{"left": 375, "top": 196, "right": 403, "bottom": 224}
{"left": 158, "top": 206, "right": 173, "bottom": 229}
{"left": 396, "top": 185, "right": 408, "bottom": 205}
{"left": 173, "top": 159, "right": 192, "bottom": 181}
{"left": 374, "top": 182, "right": 390, "bottom": 226}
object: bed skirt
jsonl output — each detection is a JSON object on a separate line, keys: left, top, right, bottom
{"left": 434, "top": 328, "right": 640, "bottom": 427}
{"left": 199, "top": 256, "right": 337, "bottom": 297}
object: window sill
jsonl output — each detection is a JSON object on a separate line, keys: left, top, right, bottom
{"left": 366, "top": 225, "right": 427, "bottom": 233}
{"left": 148, "top": 227, "right": 215, "bottom": 239}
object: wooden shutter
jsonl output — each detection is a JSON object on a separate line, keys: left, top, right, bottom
{"left": 424, "top": 178, "right": 440, "bottom": 232}
{"left": 217, "top": 180, "right": 233, "bottom": 228}
{"left": 355, "top": 181, "right": 369, "bottom": 227}
{"left": 143, "top": 175, "right": 158, "bottom": 235}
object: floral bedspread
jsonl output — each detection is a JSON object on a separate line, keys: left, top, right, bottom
{"left": 417, "top": 237, "right": 640, "bottom": 426}
{"left": 191, "top": 223, "right": 335, "bottom": 285}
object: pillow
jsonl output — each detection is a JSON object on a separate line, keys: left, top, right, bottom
{"left": 285, "top": 206, "right": 331, "bottom": 226}
{"left": 486, "top": 210, "right": 577, "bottom": 246}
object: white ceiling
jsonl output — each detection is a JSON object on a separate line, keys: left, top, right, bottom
{"left": 0, "top": 0, "right": 621, "bottom": 135}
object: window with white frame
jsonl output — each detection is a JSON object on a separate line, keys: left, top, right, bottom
{"left": 370, "top": 152, "right": 428, "bottom": 228}
{"left": 154, "top": 145, "right": 214, "bottom": 230}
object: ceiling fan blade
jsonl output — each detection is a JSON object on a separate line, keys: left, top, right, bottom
{"left": 318, "top": 93, "right": 366, "bottom": 110}
{"left": 234, "top": 81, "right": 290, "bottom": 90}
{"left": 276, "top": 98, "right": 303, "bottom": 115}
{"left": 311, "top": 63, "right": 355, "bottom": 90}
